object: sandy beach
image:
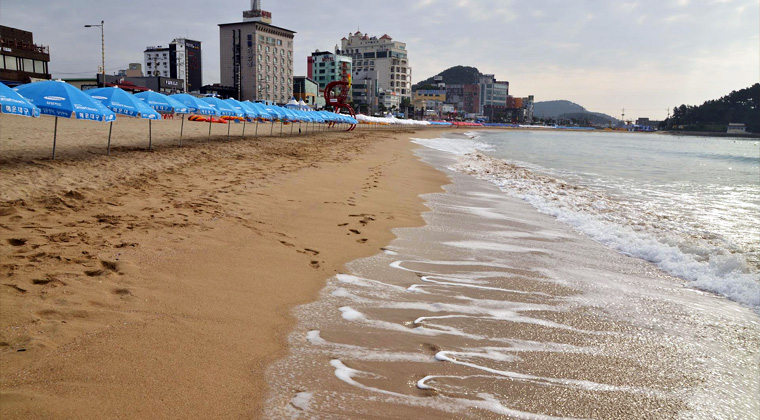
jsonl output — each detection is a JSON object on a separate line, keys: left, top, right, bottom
{"left": 0, "top": 114, "right": 448, "bottom": 418}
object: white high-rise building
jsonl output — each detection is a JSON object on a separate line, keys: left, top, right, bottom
{"left": 143, "top": 38, "right": 202, "bottom": 92}
{"left": 339, "top": 32, "right": 411, "bottom": 111}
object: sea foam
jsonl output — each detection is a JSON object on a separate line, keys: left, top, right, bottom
{"left": 415, "top": 137, "right": 760, "bottom": 312}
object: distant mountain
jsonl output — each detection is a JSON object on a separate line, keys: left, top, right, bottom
{"left": 532, "top": 100, "right": 585, "bottom": 117}
{"left": 412, "top": 66, "right": 483, "bottom": 91}
{"left": 534, "top": 100, "right": 619, "bottom": 125}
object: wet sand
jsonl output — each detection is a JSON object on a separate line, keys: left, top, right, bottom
{"left": 0, "top": 114, "right": 448, "bottom": 418}
{"left": 264, "top": 144, "right": 760, "bottom": 419}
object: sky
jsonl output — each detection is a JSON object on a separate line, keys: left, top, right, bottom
{"left": 1, "top": 0, "right": 757, "bottom": 120}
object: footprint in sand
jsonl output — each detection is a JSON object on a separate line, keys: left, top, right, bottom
{"left": 310, "top": 261, "right": 320, "bottom": 269}
{"left": 4, "top": 284, "right": 27, "bottom": 294}
{"left": 356, "top": 238, "right": 368, "bottom": 243}
{"left": 349, "top": 229, "right": 361, "bottom": 235}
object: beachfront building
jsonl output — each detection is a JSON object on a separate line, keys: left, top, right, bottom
{"left": 339, "top": 32, "right": 412, "bottom": 113}
{"left": 445, "top": 84, "right": 480, "bottom": 115}
{"left": 143, "top": 38, "right": 202, "bottom": 93}
{"left": 478, "top": 74, "right": 509, "bottom": 113}
{"left": 307, "top": 50, "right": 352, "bottom": 92}
{"left": 727, "top": 123, "right": 747, "bottom": 134}
{"left": 219, "top": 0, "right": 295, "bottom": 103}
{"left": 413, "top": 89, "right": 446, "bottom": 119}
{"left": 293, "top": 76, "right": 319, "bottom": 107}
{"left": 0, "top": 25, "right": 51, "bottom": 85}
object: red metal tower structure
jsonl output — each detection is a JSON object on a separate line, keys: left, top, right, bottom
{"left": 324, "top": 80, "right": 356, "bottom": 131}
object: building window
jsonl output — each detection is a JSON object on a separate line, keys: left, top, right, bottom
{"left": 33, "top": 60, "right": 46, "bottom": 74}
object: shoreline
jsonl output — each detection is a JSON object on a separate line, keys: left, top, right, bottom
{"left": 263, "top": 136, "right": 760, "bottom": 418}
{"left": 0, "top": 115, "right": 449, "bottom": 418}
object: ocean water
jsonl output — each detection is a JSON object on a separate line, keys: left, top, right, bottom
{"left": 265, "top": 131, "right": 760, "bottom": 419}
{"left": 421, "top": 130, "right": 760, "bottom": 312}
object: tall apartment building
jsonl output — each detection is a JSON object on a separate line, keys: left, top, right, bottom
{"left": 143, "top": 38, "right": 202, "bottom": 92}
{"left": 307, "top": 50, "right": 352, "bottom": 92}
{"left": 478, "top": 74, "right": 509, "bottom": 114}
{"left": 339, "top": 32, "right": 411, "bottom": 110}
{"left": 219, "top": 0, "right": 295, "bottom": 102}
{"left": 0, "top": 25, "right": 51, "bottom": 84}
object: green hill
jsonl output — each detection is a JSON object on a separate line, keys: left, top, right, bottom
{"left": 666, "top": 83, "right": 759, "bottom": 133}
{"left": 412, "top": 66, "right": 482, "bottom": 91}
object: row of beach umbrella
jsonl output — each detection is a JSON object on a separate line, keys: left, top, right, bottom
{"left": 1, "top": 80, "right": 359, "bottom": 159}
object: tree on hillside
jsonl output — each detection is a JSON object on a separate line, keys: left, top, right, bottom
{"left": 665, "top": 84, "right": 759, "bottom": 132}
{"left": 412, "top": 66, "right": 482, "bottom": 91}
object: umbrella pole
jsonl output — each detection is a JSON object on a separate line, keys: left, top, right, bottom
{"left": 149, "top": 119, "right": 153, "bottom": 150}
{"left": 227, "top": 120, "right": 231, "bottom": 141}
{"left": 179, "top": 115, "right": 185, "bottom": 147}
{"left": 270, "top": 120, "right": 274, "bottom": 136}
{"left": 52, "top": 117, "right": 58, "bottom": 160}
{"left": 290, "top": 122, "right": 294, "bottom": 136}
{"left": 255, "top": 120, "right": 259, "bottom": 138}
{"left": 208, "top": 121, "right": 212, "bottom": 141}
{"left": 107, "top": 121, "right": 113, "bottom": 156}
{"left": 280, "top": 121, "right": 283, "bottom": 136}
{"left": 242, "top": 120, "right": 247, "bottom": 139}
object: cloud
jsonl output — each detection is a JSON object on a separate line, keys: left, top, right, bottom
{"left": 1, "top": 0, "right": 757, "bottom": 120}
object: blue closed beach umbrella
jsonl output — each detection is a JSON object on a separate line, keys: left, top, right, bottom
{"left": 87, "top": 87, "right": 162, "bottom": 155}
{"left": 15, "top": 80, "right": 116, "bottom": 159}
{"left": 0, "top": 82, "right": 40, "bottom": 117}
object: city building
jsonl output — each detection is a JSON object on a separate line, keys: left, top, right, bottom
{"left": 144, "top": 38, "right": 202, "bottom": 93}
{"left": 339, "top": 32, "right": 411, "bottom": 112}
{"left": 413, "top": 89, "right": 446, "bottom": 117}
{"left": 87, "top": 74, "right": 183, "bottom": 93}
{"left": 307, "top": 50, "right": 351, "bottom": 92}
{"left": 293, "top": 76, "right": 319, "bottom": 107}
{"left": 117, "top": 63, "right": 143, "bottom": 77}
{"left": 443, "top": 84, "right": 481, "bottom": 115}
{"left": 0, "top": 25, "right": 51, "bottom": 85}
{"left": 478, "top": 74, "right": 509, "bottom": 115}
{"left": 727, "top": 123, "right": 747, "bottom": 134}
{"left": 219, "top": 0, "right": 295, "bottom": 102}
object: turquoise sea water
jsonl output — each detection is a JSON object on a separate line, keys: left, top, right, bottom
{"left": 420, "top": 130, "right": 760, "bottom": 311}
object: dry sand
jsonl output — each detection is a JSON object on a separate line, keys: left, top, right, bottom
{"left": 0, "top": 114, "right": 449, "bottom": 418}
